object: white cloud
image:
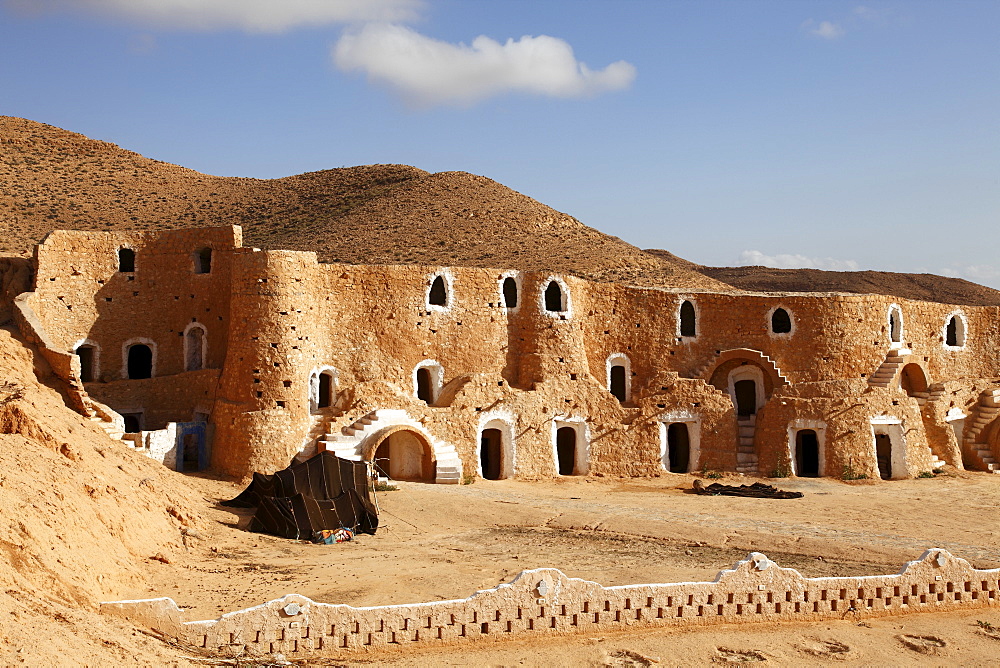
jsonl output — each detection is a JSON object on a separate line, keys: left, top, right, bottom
{"left": 809, "top": 20, "right": 845, "bottom": 40}
{"left": 332, "top": 23, "right": 637, "bottom": 108}
{"left": 5, "top": 0, "right": 422, "bottom": 32}
{"left": 738, "top": 250, "right": 860, "bottom": 272}
{"left": 939, "top": 264, "right": 1000, "bottom": 283}
{"left": 853, "top": 5, "right": 880, "bottom": 21}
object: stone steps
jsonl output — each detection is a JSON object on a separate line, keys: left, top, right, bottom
{"left": 867, "top": 349, "right": 910, "bottom": 388}
{"left": 963, "top": 389, "right": 1000, "bottom": 473}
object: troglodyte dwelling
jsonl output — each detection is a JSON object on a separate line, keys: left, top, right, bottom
{"left": 11, "top": 225, "right": 1000, "bottom": 483}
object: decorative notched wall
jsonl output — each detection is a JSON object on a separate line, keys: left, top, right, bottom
{"left": 100, "top": 549, "right": 1000, "bottom": 658}
{"left": 15, "top": 226, "right": 1000, "bottom": 480}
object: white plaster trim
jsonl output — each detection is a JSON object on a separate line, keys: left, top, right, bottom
{"left": 413, "top": 359, "right": 444, "bottom": 403}
{"left": 605, "top": 352, "right": 631, "bottom": 403}
{"left": 540, "top": 275, "right": 572, "bottom": 318}
{"left": 477, "top": 412, "right": 517, "bottom": 479}
{"left": 766, "top": 305, "right": 795, "bottom": 339}
{"left": 888, "top": 303, "right": 904, "bottom": 348}
{"left": 425, "top": 269, "right": 454, "bottom": 312}
{"left": 945, "top": 407, "right": 967, "bottom": 422}
{"left": 551, "top": 415, "right": 589, "bottom": 475}
{"left": 182, "top": 322, "right": 207, "bottom": 372}
{"left": 308, "top": 365, "right": 339, "bottom": 413}
{"left": 942, "top": 310, "right": 968, "bottom": 351}
{"left": 786, "top": 419, "right": 827, "bottom": 478}
{"left": 658, "top": 412, "right": 701, "bottom": 473}
{"left": 727, "top": 364, "right": 766, "bottom": 415}
{"left": 675, "top": 297, "right": 699, "bottom": 342}
{"left": 871, "top": 419, "right": 908, "bottom": 480}
{"left": 71, "top": 337, "right": 101, "bottom": 382}
{"left": 349, "top": 409, "right": 463, "bottom": 483}
{"left": 498, "top": 271, "right": 522, "bottom": 312}
{"left": 121, "top": 337, "right": 157, "bottom": 379}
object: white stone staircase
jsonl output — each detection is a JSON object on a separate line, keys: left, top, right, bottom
{"left": 735, "top": 415, "right": 759, "bottom": 475}
{"left": 963, "top": 389, "right": 1000, "bottom": 473}
{"left": 867, "top": 348, "right": 910, "bottom": 388}
{"left": 316, "top": 408, "right": 463, "bottom": 484}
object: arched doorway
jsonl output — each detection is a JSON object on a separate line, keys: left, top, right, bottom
{"left": 556, "top": 426, "right": 576, "bottom": 475}
{"left": 875, "top": 434, "right": 893, "bottom": 480}
{"left": 666, "top": 423, "right": 690, "bottom": 473}
{"left": 544, "top": 281, "right": 565, "bottom": 312}
{"left": 795, "top": 430, "right": 820, "bottom": 477}
{"left": 480, "top": 428, "right": 503, "bottom": 480}
{"left": 900, "top": 363, "right": 928, "bottom": 398}
{"left": 75, "top": 344, "right": 96, "bottom": 382}
{"left": 610, "top": 364, "right": 626, "bottom": 403}
{"left": 127, "top": 344, "right": 153, "bottom": 379}
{"left": 416, "top": 367, "right": 433, "bottom": 403}
{"left": 502, "top": 277, "right": 518, "bottom": 308}
{"left": 371, "top": 429, "right": 434, "bottom": 482}
{"left": 317, "top": 372, "right": 333, "bottom": 408}
{"left": 679, "top": 300, "right": 696, "bottom": 337}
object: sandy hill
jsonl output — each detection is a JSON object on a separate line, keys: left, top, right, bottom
{"left": 0, "top": 325, "right": 205, "bottom": 665}
{"left": 0, "top": 117, "right": 727, "bottom": 291}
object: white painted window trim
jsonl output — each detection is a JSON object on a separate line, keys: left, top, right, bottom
{"left": 182, "top": 322, "right": 208, "bottom": 372}
{"left": 551, "top": 416, "right": 589, "bottom": 475}
{"left": 605, "top": 352, "right": 631, "bottom": 403}
{"left": 870, "top": 416, "right": 908, "bottom": 480}
{"left": 766, "top": 305, "right": 795, "bottom": 339}
{"left": 676, "top": 297, "right": 699, "bottom": 342}
{"left": 657, "top": 410, "right": 701, "bottom": 473}
{"left": 413, "top": 359, "right": 444, "bottom": 403}
{"left": 425, "top": 269, "right": 454, "bottom": 312}
{"left": 498, "top": 270, "right": 522, "bottom": 312}
{"left": 786, "top": 419, "right": 827, "bottom": 477}
{"left": 887, "top": 303, "right": 904, "bottom": 348}
{"left": 121, "top": 337, "right": 157, "bottom": 379}
{"left": 72, "top": 337, "right": 101, "bottom": 382}
{"left": 540, "top": 275, "right": 572, "bottom": 318}
{"left": 477, "top": 413, "right": 517, "bottom": 480}
{"left": 727, "top": 364, "right": 766, "bottom": 415}
{"left": 942, "top": 310, "right": 967, "bottom": 351}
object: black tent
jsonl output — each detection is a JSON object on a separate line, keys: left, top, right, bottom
{"left": 222, "top": 451, "right": 378, "bottom": 539}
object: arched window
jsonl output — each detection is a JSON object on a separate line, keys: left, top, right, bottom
{"left": 194, "top": 247, "right": 212, "bottom": 274}
{"left": 75, "top": 343, "right": 97, "bottom": 382}
{"left": 771, "top": 307, "right": 792, "bottom": 334}
{"left": 416, "top": 368, "right": 432, "bottom": 403}
{"left": 428, "top": 275, "right": 447, "bottom": 307}
{"left": 414, "top": 361, "right": 443, "bottom": 404}
{"left": 118, "top": 247, "right": 135, "bottom": 273}
{"left": 127, "top": 344, "right": 153, "bottom": 379}
{"left": 544, "top": 281, "right": 565, "bottom": 312}
{"left": 607, "top": 353, "right": 630, "bottom": 404}
{"left": 502, "top": 277, "right": 518, "bottom": 308}
{"left": 679, "top": 300, "right": 696, "bottom": 337}
{"left": 944, "top": 312, "right": 966, "bottom": 348}
{"left": 184, "top": 324, "right": 205, "bottom": 371}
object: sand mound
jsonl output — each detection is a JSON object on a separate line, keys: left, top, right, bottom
{"left": 0, "top": 116, "right": 727, "bottom": 291}
{"left": 0, "top": 326, "right": 204, "bottom": 665}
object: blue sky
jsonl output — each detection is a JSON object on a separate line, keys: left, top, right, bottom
{"left": 1, "top": 1, "right": 998, "bottom": 285}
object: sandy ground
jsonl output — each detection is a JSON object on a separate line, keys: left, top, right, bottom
{"left": 129, "top": 469, "right": 1000, "bottom": 665}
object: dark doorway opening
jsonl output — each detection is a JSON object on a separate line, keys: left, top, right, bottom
{"left": 667, "top": 423, "right": 690, "bottom": 473}
{"left": 480, "top": 428, "right": 503, "bottom": 480}
{"left": 946, "top": 316, "right": 958, "bottom": 346}
{"left": 428, "top": 276, "right": 447, "bottom": 306}
{"left": 556, "top": 426, "right": 576, "bottom": 475}
{"left": 118, "top": 247, "right": 135, "bottom": 273}
{"left": 182, "top": 433, "right": 200, "bottom": 471}
{"left": 771, "top": 308, "right": 792, "bottom": 334}
{"left": 544, "top": 281, "right": 564, "bottom": 312}
{"left": 875, "top": 434, "right": 893, "bottom": 480}
{"left": 76, "top": 345, "right": 95, "bottom": 382}
{"left": 416, "top": 367, "right": 433, "bottom": 403}
{"left": 127, "top": 344, "right": 153, "bottom": 379}
{"left": 195, "top": 247, "right": 212, "bottom": 274}
{"left": 734, "top": 379, "right": 757, "bottom": 417}
{"left": 889, "top": 309, "right": 901, "bottom": 343}
{"left": 318, "top": 373, "right": 333, "bottom": 408}
{"left": 122, "top": 413, "right": 142, "bottom": 433}
{"left": 502, "top": 277, "right": 518, "bottom": 308}
{"left": 610, "top": 364, "right": 626, "bottom": 403}
{"left": 680, "top": 300, "right": 696, "bottom": 337}
{"left": 795, "top": 430, "right": 820, "bottom": 477}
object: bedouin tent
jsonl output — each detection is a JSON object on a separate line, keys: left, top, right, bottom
{"left": 222, "top": 451, "right": 378, "bottom": 539}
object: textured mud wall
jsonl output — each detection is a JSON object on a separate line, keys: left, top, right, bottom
{"left": 101, "top": 549, "right": 1000, "bottom": 658}
{"left": 23, "top": 226, "right": 1000, "bottom": 480}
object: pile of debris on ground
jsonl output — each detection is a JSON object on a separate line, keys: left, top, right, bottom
{"left": 693, "top": 479, "right": 803, "bottom": 499}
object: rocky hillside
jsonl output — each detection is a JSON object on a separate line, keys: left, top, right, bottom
{"left": 0, "top": 117, "right": 728, "bottom": 291}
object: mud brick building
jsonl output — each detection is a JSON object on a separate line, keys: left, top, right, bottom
{"left": 12, "top": 225, "right": 1000, "bottom": 481}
